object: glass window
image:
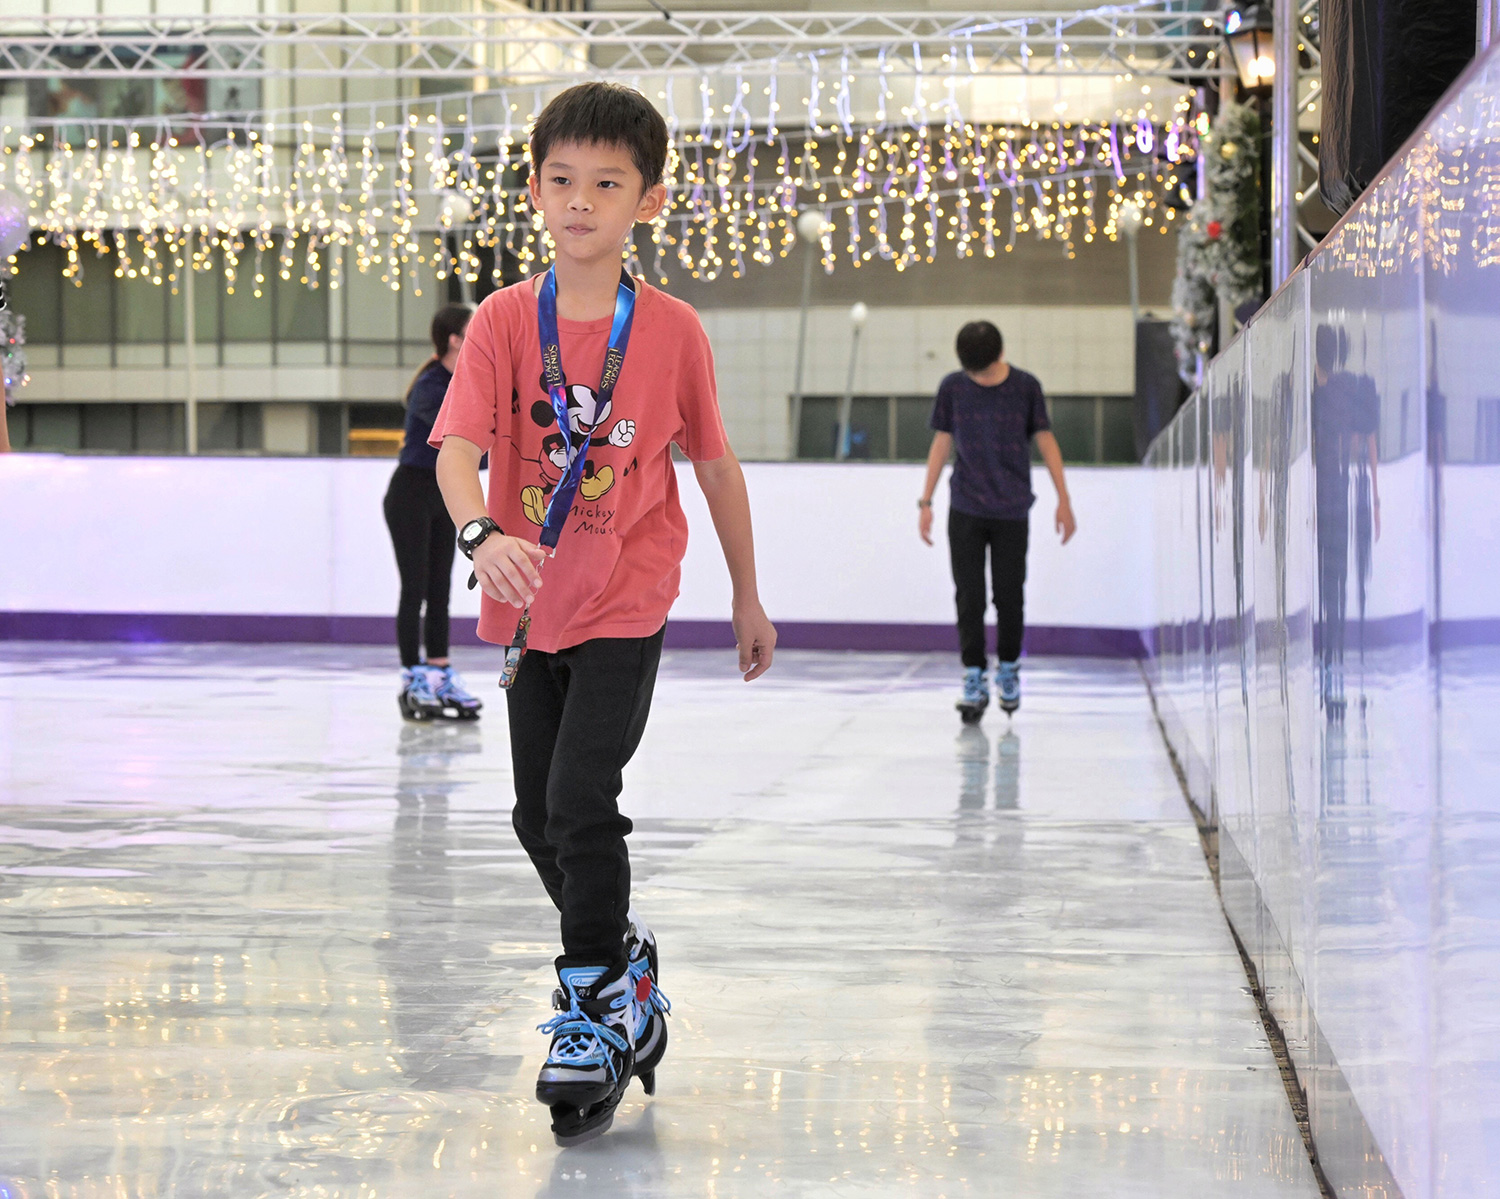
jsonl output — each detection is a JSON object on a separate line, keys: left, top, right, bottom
{"left": 342, "top": 264, "right": 399, "bottom": 351}
{"left": 28, "top": 404, "right": 81, "bottom": 450}
{"left": 135, "top": 403, "right": 183, "bottom": 452}
{"left": 1047, "top": 396, "right": 1098, "bottom": 463}
{"left": 168, "top": 266, "right": 223, "bottom": 346}
{"left": 7, "top": 240, "right": 63, "bottom": 344}
{"left": 794, "top": 396, "right": 839, "bottom": 458}
{"left": 116, "top": 267, "right": 168, "bottom": 345}
{"left": 223, "top": 266, "right": 274, "bottom": 342}
{"left": 198, "top": 402, "right": 262, "bottom": 452}
{"left": 896, "top": 396, "right": 935, "bottom": 460}
{"left": 843, "top": 397, "right": 891, "bottom": 460}
{"left": 275, "top": 270, "right": 329, "bottom": 342}
{"left": 61, "top": 260, "right": 113, "bottom": 346}
{"left": 1101, "top": 398, "right": 1138, "bottom": 463}
{"left": 81, "top": 404, "right": 134, "bottom": 452}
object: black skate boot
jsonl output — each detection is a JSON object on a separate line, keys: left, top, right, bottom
{"left": 625, "top": 911, "right": 672, "bottom": 1095}
{"left": 536, "top": 960, "right": 636, "bottom": 1146}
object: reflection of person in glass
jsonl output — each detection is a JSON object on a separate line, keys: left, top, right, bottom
{"left": 1312, "top": 324, "right": 1380, "bottom": 714}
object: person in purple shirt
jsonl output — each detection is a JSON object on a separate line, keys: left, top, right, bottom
{"left": 383, "top": 304, "right": 485, "bottom": 721}
{"left": 918, "top": 320, "right": 1076, "bottom": 721}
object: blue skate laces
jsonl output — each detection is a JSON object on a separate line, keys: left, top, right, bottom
{"left": 538, "top": 968, "right": 631, "bottom": 1076}
{"left": 627, "top": 954, "right": 672, "bottom": 1018}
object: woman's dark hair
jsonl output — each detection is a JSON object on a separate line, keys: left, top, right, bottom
{"left": 529, "top": 82, "right": 669, "bottom": 191}
{"left": 956, "top": 321, "right": 1004, "bottom": 372}
{"left": 404, "top": 304, "right": 471, "bottom": 403}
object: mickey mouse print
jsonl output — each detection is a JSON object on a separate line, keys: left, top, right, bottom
{"left": 520, "top": 381, "right": 636, "bottom": 527}
{"left": 429, "top": 276, "right": 728, "bottom": 653}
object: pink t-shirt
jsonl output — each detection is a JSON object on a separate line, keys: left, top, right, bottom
{"left": 429, "top": 277, "right": 726, "bottom": 653}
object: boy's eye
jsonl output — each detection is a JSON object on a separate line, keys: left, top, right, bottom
{"left": 598, "top": 180, "right": 618, "bottom": 189}
{"left": 550, "top": 175, "right": 569, "bottom": 186}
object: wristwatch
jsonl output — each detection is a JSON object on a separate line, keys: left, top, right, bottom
{"left": 457, "top": 516, "right": 502, "bottom": 559}
{"left": 917, "top": 499, "right": 932, "bottom": 509}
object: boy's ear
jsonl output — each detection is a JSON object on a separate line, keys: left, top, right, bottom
{"left": 635, "top": 182, "right": 668, "bottom": 224}
{"left": 528, "top": 173, "right": 541, "bottom": 209}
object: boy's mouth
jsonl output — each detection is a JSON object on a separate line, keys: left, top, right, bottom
{"left": 564, "top": 223, "right": 594, "bottom": 237}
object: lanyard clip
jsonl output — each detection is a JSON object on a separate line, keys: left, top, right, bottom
{"left": 498, "top": 611, "right": 532, "bottom": 690}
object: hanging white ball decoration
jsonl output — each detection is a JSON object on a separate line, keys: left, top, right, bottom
{"left": 0, "top": 189, "right": 29, "bottom": 263}
{"left": 796, "top": 210, "right": 828, "bottom": 245}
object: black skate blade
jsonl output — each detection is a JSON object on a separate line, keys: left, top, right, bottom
{"left": 550, "top": 1101, "right": 617, "bottom": 1147}
{"left": 637, "top": 1068, "right": 656, "bottom": 1096}
{"left": 398, "top": 696, "right": 434, "bottom": 722}
{"left": 999, "top": 700, "right": 1019, "bottom": 716}
{"left": 435, "top": 704, "right": 481, "bottom": 721}
{"left": 957, "top": 703, "right": 986, "bottom": 725}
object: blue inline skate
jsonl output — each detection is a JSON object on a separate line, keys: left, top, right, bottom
{"left": 397, "top": 666, "right": 445, "bottom": 721}
{"left": 956, "top": 666, "right": 989, "bottom": 725}
{"left": 426, "top": 664, "right": 482, "bottom": 721}
{"left": 625, "top": 910, "right": 672, "bottom": 1095}
{"left": 536, "top": 961, "right": 636, "bottom": 1146}
{"left": 996, "top": 660, "right": 1021, "bottom": 716}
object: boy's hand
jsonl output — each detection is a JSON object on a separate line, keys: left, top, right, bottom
{"left": 472, "top": 535, "right": 548, "bottom": 607}
{"left": 1056, "top": 498, "right": 1077, "bottom": 544}
{"left": 733, "top": 600, "right": 777, "bottom": 682}
{"left": 919, "top": 504, "right": 934, "bottom": 545}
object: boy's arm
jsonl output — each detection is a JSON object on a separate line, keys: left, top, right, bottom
{"left": 918, "top": 431, "right": 952, "bottom": 545}
{"left": 1033, "top": 430, "right": 1077, "bottom": 544}
{"left": 692, "top": 448, "right": 777, "bottom": 681}
{"left": 435, "top": 434, "right": 546, "bottom": 607}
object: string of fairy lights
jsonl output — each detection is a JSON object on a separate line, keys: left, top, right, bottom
{"left": 0, "top": 84, "right": 1203, "bottom": 297}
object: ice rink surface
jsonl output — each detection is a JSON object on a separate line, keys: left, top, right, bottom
{"left": 0, "top": 645, "right": 1320, "bottom": 1197}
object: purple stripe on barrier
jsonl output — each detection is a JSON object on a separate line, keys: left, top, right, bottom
{"left": 0, "top": 611, "right": 1154, "bottom": 658}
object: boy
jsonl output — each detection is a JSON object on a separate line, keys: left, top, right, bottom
{"left": 430, "top": 82, "right": 776, "bottom": 1145}
{"left": 918, "top": 320, "right": 1075, "bottom": 721}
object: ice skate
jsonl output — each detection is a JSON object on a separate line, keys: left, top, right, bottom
{"left": 397, "top": 666, "right": 445, "bottom": 721}
{"left": 625, "top": 911, "right": 672, "bottom": 1096}
{"left": 996, "top": 660, "right": 1021, "bottom": 715}
{"left": 536, "top": 961, "right": 636, "bottom": 1146}
{"left": 956, "top": 666, "right": 988, "bottom": 725}
{"left": 426, "top": 664, "right": 482, "bottom": 720}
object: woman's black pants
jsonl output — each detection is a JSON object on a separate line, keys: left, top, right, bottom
{"left": 383, "top": 464, "right": 455, "bottom": 669}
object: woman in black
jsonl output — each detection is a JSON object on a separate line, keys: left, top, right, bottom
{"left": 385, "top": 304, "right": 481, "bottom": 720}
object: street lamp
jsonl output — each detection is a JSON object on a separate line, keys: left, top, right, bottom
{"left": 789, "top": 210, "right": 827, "bottom": 458}
{"left": 1225, "top": 4, "right": 1276, "bottom": 95}
{"left": 1117, "top": 200, "right": 1144, "bottom": 327}
{"left": 834, "top": 301, "right": 869, "bottom": 461}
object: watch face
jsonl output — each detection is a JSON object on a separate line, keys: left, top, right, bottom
{"left": 461, "top": 521, "right": 484, "bottom": 542}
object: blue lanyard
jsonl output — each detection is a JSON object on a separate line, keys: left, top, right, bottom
{"left": 536, "top": 266, "right": 638, "bottom": 550}
{"left": 497, "top": 267, "right": 638, "bottom": 691}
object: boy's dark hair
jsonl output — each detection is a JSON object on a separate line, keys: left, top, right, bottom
{"left": 956, "top": 321, "right": 1004, "bottom": 372}
{"left": 530, "top": 82, "right": 669, "bottom": 191}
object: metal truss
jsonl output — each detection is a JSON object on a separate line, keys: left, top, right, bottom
{"left": 2, "top": 7, "right": 1232, "bottom": 82}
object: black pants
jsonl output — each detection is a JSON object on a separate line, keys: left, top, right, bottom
{"left": 949, "top": 508, "right": 1029, "bottom": 668}
{"left": 506, "top": 627, "right": 665, "bottom": 967}
{"left": 383, "top": 465, "right": 455, "bottom": 669}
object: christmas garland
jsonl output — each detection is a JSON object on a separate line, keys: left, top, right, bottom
{"left": 1171, "top": 101, "right": 1263, "bottom": 383}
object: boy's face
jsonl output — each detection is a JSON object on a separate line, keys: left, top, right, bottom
{"left": 529, "top": 140, "right": 667, "bottom": 269}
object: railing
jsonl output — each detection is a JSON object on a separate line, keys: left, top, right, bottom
{"left": 1145, "top": 42, "right": 1500, "bottom": 1199}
